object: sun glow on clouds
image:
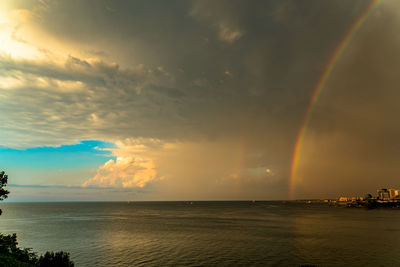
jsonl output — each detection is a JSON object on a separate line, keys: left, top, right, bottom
{"left": 2, "top": 0, "right": 394, "bottom": 201}
{"left": 0, "top": 9, "right": 41, "bottom": 59}
{"left": 82, "top": 156, "right": 157, "bottom": 188}
{"left": 82, "top": 139, "right": 163, "bottom": 188}
{"left": 0, "top": 2, "right": 94, "bottom": 65}
{"left": 83, "top": 138, "right": 274, "bottom": 190}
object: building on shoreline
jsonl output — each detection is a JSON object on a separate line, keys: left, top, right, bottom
{"left": 377, "top": 189, "right": 391, "bottom": 200}
{"left": 335, "top": 188, "right": 400, "bottom": 208}
{"left": 389, "top": 188, "right": 400, "bottom": 199}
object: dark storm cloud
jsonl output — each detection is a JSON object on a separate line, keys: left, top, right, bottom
{"left": 0, "top": 54, "right": 180, "bottom": 147}
{"left": 0, "top": 0, "right": 391, "bottom": 199}
{"left": 22, "top": 0, "right": 371, "bottom": 134}
{"left": 295, "top": 1, "right": 400, "bottom": 198}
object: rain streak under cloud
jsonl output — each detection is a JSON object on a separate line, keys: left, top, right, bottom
{"left": 0, "top": 0, "right": 399, "bottom": 201}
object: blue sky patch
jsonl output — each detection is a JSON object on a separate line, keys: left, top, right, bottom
{"left": 0, "top": 140, "right": 116, "bottom": 171}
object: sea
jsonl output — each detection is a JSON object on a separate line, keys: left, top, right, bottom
{"left": 0, "top": 201, "right": 400, "bottom": 266}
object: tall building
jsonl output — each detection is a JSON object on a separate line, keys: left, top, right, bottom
{"left": 377, "top": 189, "right": 391, "bottom": 200}
{"left": 389, "top": 188, "right": 398, "bottom": 199}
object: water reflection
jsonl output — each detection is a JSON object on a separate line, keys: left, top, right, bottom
{"left": 1, "top": 202, "right": 400, "bottom": 266}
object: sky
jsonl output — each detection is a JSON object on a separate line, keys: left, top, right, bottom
{"left": 0, "top": 0, "right": 399, "bottom": 201}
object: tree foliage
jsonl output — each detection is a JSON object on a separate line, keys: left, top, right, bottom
{"left": 0, "top": 233, "right": 37, "bottom": 265}
{"left": 0, "top": 170, "right": 74, "bottom": 266}
{"left": 0, "top": 232, "right": 75, "bottom": 266}
{"left": 38, "top": 251, "right": 74, "bottom": 267}
{"left": 0, "top": 171, "right": 10, "bottom": 216}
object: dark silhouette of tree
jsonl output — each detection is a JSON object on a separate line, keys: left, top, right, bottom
{"left": 0, "top": 170, "right": 74, "bottom": 266}
{"left": 37, "top": 251, "right": 74, "bottom": 267}
{"left": 0, "top": 232, "right": 37, "bottom": 265}
{"left": 0, "top": 171, "right": 10, "bottom": 216}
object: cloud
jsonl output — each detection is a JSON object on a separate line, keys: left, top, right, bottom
{"left": 1, "top": 0, "right": 397, "bottom": 200}
{"left": 0, "top": 0, "right": 369, "bottom": 149}
{"left": 0, "top": 52, "right": 176, "bottom": 148}
{"left": 217, "top": 24, "right": 243, "bottom": 43}
{"left": 6, "top": 184, "right": 147, "bottom": 201}
{"left": 82, "top": 138, "right": 164, "bottom": 188}
{"left": 190, "top": 0, "right": 244, "bottom": 43}
{"left": 78, "top": 136, "right": 288, "bottom": 200}
{"left": 82, "top": 156, "right": 157, "bottom": 188}
{"left": 292, "top": 0, "right": 400, "bottom": 198}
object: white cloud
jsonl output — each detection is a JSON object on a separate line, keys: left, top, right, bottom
{"left": 82, "top": 156, "right": 157, "bottom": 188}
{"left": 82, "top": 138, "right": 165, "bottom": 188}
{"left": 218, "top": 23, "right": 243, "bottom": 43}
{"left": 0, "top": 52, "right": 175, "bottom": 148}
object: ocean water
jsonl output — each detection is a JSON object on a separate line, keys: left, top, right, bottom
{"left": 0, "top": 201, "right": 400, "bottom": 266}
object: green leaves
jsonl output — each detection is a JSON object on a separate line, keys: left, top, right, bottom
{"left": 0, "top": 171, "right": 74, "bottom": 266}
{"left": 0, "top": 171, "right": 9, "bottom": 202}
{"left": 0, "top": 233, "right": 74, "bottom": 267}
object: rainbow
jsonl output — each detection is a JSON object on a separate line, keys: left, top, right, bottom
{"left": 289, "top": 0, "right": 382, "bottom": 198}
